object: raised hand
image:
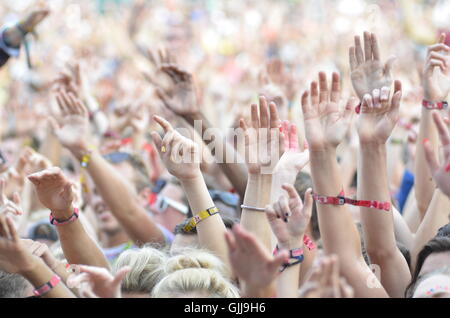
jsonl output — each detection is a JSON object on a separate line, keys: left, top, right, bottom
{"left": 50, "top": 91, "right": 90, "bottom": 155}
{"left": 240, "top": 96, "right": 282, "bottom": 174}
{"left": 424, "top": 111, "right": 450, "bottom": 196}
{"left": 151, "top": 115, "right": 201, "bottom": 180}
{"left": 28, "top": 167, "right": 75, "bottom": 219}
{"left": 0, "top": 178, "right": 22, "bottom": 217}
{"left": 298, "top": 255, "right": 354, "bottom": 298}
{"left": 349, "top": 32, "right": 395, "bottom": 99}
{"left": 224, "top": 224, "right": 288, "bottom": 290}
{"left": 273, "top": 121, "right": 309, "bottom": 184}
{"left": 67, "top": 265, "right": 130, "bottom": 298}
{"left": 156, "top": 64, "right": 199, "bottom": 117}
{"left": 265, "top": 184, "right": 313, "bottom": 249}
{"left": 356, "top": 81, "right": 402, "bottom": 145}
{"left": 422, "top": 34, "right": 450, "bottom": 102}
{"left": 0, "top": 215, "right": 36, "bottom": 274}
{"left": 301, "top": 72, "right": 355, "bottom": 151}
{"left": 22, "top": 239, "right": 59, "bottom": 271}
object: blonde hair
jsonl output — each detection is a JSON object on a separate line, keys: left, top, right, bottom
{"left": 113, "top": 245, "right": 167, "bottom": 293}
{"left": 166, "top": 248, "right": 230, "bottom": 278}
{"left": 151, "top": 268, "right": 240, "bottom": 298}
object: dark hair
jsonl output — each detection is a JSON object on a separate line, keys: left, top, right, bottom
{"left": 294, "top": 172, "right": 320, "bottom": 241}
{"left": 405, "top": 236, "right": 450, "bottom": 297}
{"left": 0, "top": 271, "right": 30, "bottom": 298}
{"left": 396, "top": 241, "right": 411, "bottom": 269}
{"left": 436, "top": 222, "right": 450, "bottom": 237}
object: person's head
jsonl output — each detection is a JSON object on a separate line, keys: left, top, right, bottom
{"left": 171, "top": 215, "right": 238, "bottom": 254}
{"left": 437, "top": 222, "right": 450, "bottom": 237}
{"left": 90, "top": 190, "right": 122, "bottom": 236}
{"left": 113, "top": 245, "right": 167, "bottom": 297}
{"left": 149, "top": 181, "right": 190, "bottom": 233}
{"left": 0, "top": 271, "right": 33, "bottom": 298}
{"left": 406, "top": 236, "right": 450, "bottom": 297}
{"left": 27, "top": 220, "right": 59, "bottom": 247}
{"left": 409, "top": 266, "right": 450, "bottom": 298}
{"left": 164, "top": 248, "right": 230, "bottom": 279}
{"left": 151, "top": 268, "right": 240, "bottom": 298}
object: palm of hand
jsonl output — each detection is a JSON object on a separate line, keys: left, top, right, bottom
{"left": 270, "top": 202, "right": 305, "bottom": 244}
{"left": 305, "top": 102, "right": 347, "bottom": 150}
{"left": 57, "top": 115, "right": 89, "bottom": 149}
{"left": 357, "top": 111, "right": 392, "bottom": 144}
{"left": 351, "top": 61, "right": 392, "bottom": 99}
{"left": 245, "top": 132, "right": 280, "bottom": 174}
{"left": 165, "top": 138, "right": 200, "bottom": 180}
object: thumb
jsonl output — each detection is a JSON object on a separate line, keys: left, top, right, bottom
{"left": 150, "top": 132, "right": 163, "bottom": 153}
{"left": 383, "top": 56, "right": 396, "bottom": 76}
{"left": 113, "top": 266, "right": 131, "bottom": 286}
{"left": 269, "top": 250, "right": 289, "bottom": 273}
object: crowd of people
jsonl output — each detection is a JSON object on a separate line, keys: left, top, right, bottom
{"left": 0, "top": 0, "right": 449, "bottom": 299}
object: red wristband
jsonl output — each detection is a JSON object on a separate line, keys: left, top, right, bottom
{"left": 422, "top": 100, "right": 448, "bottom": 110}
{"left": 49, "top": 208, "right": 79, "bottom": 226}
{"left": 312, "top": 190, "right": 346, "bottom": 206}
{"left": 33, "top": 275, "right": 61, "bottom": 297}
{"left": 303, "top": 234, "right": 316, "bottom": 250}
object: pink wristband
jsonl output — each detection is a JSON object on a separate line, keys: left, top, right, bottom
{"left": 49, "top": 208, "right": 79, "bottom": 226}
{"left": 33, "top": 275, "right": 61, "bottom": 297}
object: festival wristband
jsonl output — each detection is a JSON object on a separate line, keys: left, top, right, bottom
{"left": 312, "top": 190, "right": 346, "bottom": 206}
{"left": 50, "top": 208, "right": 79, "bottom": 226}
{"left": 240, "top": 204, "right": 266, "bottom": 212}
{"left": 274, "top": 246, "right": 304, "bottom": 272}
{"left": 312, "top": 191, "right": 390, "bottom": 211}
{"left": 183, "top": 207, "right": 219, "bottom": 232}
{"left": 422, "top": 100, "right": 448, "bottom": 110}
{"left": 33, "top": 275, "right": 61, "bottom": 297}
{"left": 303, "top": 234, "right": 316, "bottom": 250}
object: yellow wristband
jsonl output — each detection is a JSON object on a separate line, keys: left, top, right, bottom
{"left": 183, "top": 207, "right": 219, "bottom": 232}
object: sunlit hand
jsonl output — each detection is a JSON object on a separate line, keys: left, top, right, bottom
{"left": 357, "top": 81, "right": 402, "bottom": 145}
{"left": 224, "top": 224, "right": 288, "bottom": 289}
{"left": 151, "top": 115, "right": 201, "bottom": 181}
{"left": 349, "top": 32, "right": 395, "bottom": 100}
{"left": 265, "top": 184, "right": 313, "bottom": 249}
{"left": 422, "top": 34, "right": 450, "bottom": 102}
{"left": 301, "top": 72, "right": 355, "bottom": 151}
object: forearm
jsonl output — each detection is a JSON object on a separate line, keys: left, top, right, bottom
{"left": 310, "top": 149, "right": 361, "bottom": 257}
{"left": 20, "top": 258, "right": 76, "bottom": 298}
{"left": 276, "top": 237, "right": 303, "bottom": 298}
{"left": 85, "top": 150, "right": 165, "bottom": 245}
{"left": 415, "top": 109, "right": 438, "bottom": 215}
{"left": 56, "top": 216, "right": 109, "bottom": 269}
{"left": 358, "top": 144, "right": 410, "bottom": 297}
{"left": 240, "top": 174, "right": 274, "bottom": 251}
{"left": 358, "top": 144, "right": 397, "bottom": 255}
{"left": 180, "top": 174, "right": 230, "bottom": 271}
{"left": 411, "top": 188, "right": 450, "bottom": 272}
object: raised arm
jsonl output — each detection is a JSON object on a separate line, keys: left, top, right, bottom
{"left": 0, "top": 215, "right": 75, "bottom": 298}
{"left": 356, "top": 80, "right": 411, "bottom": 297}
{"left": 265, "top": 184, "right": 313, "bottom": 297}
{"left": 415, "top": 34, "right": 450, "bottom": 215}
{"left": 51, "top": 91, "right": 165, "bottom": 246}
{"left": 28, "top": 167, "right": 109, "bottom": 269}
{"left": 153, "top": 54, "right": 247, "bottom": 197}
{"left": 301, "top": 71, "right": 387, "bottom": 297}
{"left": 151, "top": 115, "right": 230, "bottom": 271}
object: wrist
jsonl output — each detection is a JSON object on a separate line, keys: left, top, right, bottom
{"left": 69, "top": 142, "right": 91, "bottom": 161}
{"left": 51, "top": 205, "right": 75, "bottom": 220}
{"left": 19, "top": 256, "right": 42, "bottom": 277}
{"left": 278, "top": 237, "right": 304, "bottom": 250}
